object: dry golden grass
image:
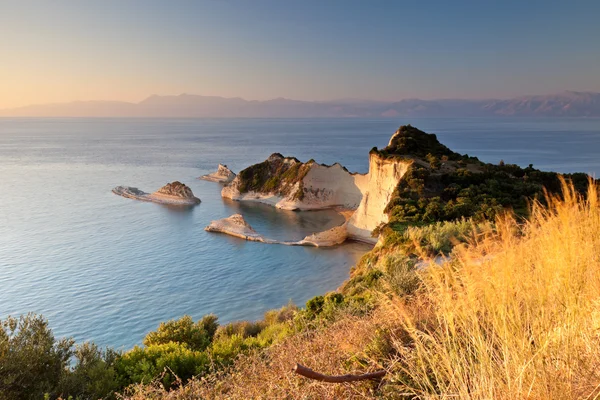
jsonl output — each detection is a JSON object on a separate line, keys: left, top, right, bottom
{"left": 395, "top": 179, "right": 600, "bottom": 399}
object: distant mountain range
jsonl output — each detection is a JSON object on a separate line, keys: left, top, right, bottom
{"left": 2, "top": 91, "right": 599, "bottom": 118}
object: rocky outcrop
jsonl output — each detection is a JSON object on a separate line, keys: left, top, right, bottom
{"left": 222, "top": 154, "right": 363, "bottom": 211}
{"left": 199, "top": 164, "right": 236, "bottom": 184}
{"left": 205, "top": 214, "right": 275, "bottom": 243}
{"left": 217, "top": 130, "right": 417, "bottom": 243}
{"left": 113, "top": 181, "right": 201, "bottom": 205}
{"left": 297, "top": 224, "right": 348, "bottom": 247}
{"left": 154, "top": 181, "right": 198, "bottom": 199}
{"left": 205, "top": 214, "right": 347, "bottom": 247}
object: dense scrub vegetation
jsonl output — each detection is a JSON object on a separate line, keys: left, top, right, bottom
{"left": 371, "top": 124, "right": 463, "bottom": 160}
{"left": 0, "top": 314, "right": 120, "bottom": 400}
{"left": 377, "top": 126, "right": 589, "bottom": 240}
{"left": 236, "top": 153, "right": 312, "bottom": 200}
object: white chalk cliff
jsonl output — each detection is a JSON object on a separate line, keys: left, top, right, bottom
{"left": 346, "top": 153, "right": 412, "bottom": 242}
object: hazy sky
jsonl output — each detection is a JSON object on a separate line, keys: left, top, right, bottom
{"left": 1, "top": 0, "right": 599, "bottom": 108}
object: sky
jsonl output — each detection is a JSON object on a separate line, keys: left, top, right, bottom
{"left": 1, "top": 0, "right": 599, "bottom": 108}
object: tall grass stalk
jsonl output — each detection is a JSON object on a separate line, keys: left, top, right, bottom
{"left": 397, "top": 179, "right": 600, "bottom": 399}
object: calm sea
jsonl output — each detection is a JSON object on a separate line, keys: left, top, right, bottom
{"left": 1, "top": 117, "right": 599, "bottom": 350}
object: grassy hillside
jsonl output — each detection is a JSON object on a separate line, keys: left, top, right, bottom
{"left": 124, "top": 180, "right": 600, "bottom": 399}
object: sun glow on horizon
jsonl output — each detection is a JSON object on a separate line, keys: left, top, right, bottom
{"left": 1, "top": 0, "right": 599, "bottom": 109}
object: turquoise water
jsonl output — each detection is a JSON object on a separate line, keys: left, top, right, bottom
{"left": 1, "top": 117, "right": 600, "bottom": 350}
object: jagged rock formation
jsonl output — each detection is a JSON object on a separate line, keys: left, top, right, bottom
{"left": 205, "top": 214, "right": 347, "bottom": 247}
{"left": 112, "top": 181, "right": 201, "bottom": 205}
{"left": 155, "top": 181, "right": 198, "bottom": 199}
{"left": 199, "top": 164, "right": 236, "bottom": 184}
{"left": 222, "top": 154, "right": 363, "bottom": 210}
{"left": 297, "top": 224, "right": 348, "bottom": 247}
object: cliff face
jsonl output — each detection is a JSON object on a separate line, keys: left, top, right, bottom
{"left": 219, "top": 151, "right": 411, "bottom": 242}
{"left": 347, "top": 153, "right": 412, "bottom": 242}
{"left": 218, "top": 125, "right": 477, "bottom": 243}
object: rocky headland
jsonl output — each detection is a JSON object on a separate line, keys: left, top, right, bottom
{"left": 216, "top": 130, "right": 419, "bottom": 244}
{"left": 199, "top": 164, "right": 236, "bottom": 184}
{"left": 112, "top": 181, "right": 201, "bottom": 205}
{"left": 205, "top": 125, "right": 590, "bottom": 246}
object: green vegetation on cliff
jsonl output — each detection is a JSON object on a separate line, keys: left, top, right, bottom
{"left": 371, "top": 124, "right": 462, "bottom": 160}
{"left": 236, "top": 154, "right": 313, "bottom": 200}
{"left": 377, "top": 125, "right": 590, "bottom": 238}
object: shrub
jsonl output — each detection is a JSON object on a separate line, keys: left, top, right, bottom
{"left": 382, "top": 255, "right": 420, "bottom": 296}
{"left": 0, "top": 313, "right": 73, "bottom": 400}
{"left": 58, "top": 342, "right": 121, "bottom": 400}
{"left": 209, "top": 334, "right": 258, "bottom": 367}
{"left": 426, "top": 153, "right": 441, "bottom": 170}
{"left": 305, "top": 295, "right": 325, "bottom": 316}
{"left": 143, "top": 314, "right": 218, "bottom": 352}
{"left": 116, "top": 342, "right": 209, "bottom": 389}
{"left": 215, "top": 320, "right": 265, "bottom": 340}
{"left": 263, "top": 303, "right": 297, "bottom": 325}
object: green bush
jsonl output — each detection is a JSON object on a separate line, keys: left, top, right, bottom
{"left": 306, "top": 295, "right": 325, "bottom": 316}
{"left": 143, "top": 314, "right": 218, "bottom": 352}
{"left": 382, "top": 255, "right": 420, "bottom": 296}
{"left": 263, "top": 303, "right": 297, "bottom": 325}
{"left": 0, "top": 314, "right": 74, "bottom": 400}
{"left": 58, "top": 342, "right": 120, "bottom": 400}
{"left": 254, "top": 323, "right": 293, "bottom": 347}
{"left": 215, "top": 320, "right": 265, "bottom": 339}
{"left": 116, "top": 342, "right": 209, "bottom": 389}
{"left": 426, "top": 153, "right": 441, "bottom": 170}
{"left": 209, "top": 334, "right": 259, "bottom": 367}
